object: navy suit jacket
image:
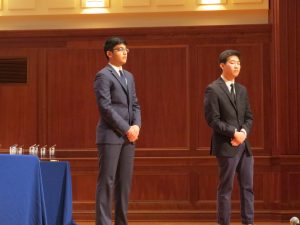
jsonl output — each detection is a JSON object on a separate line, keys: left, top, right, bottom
{"left": 204, "top": 77, "right": 253, "bottom": 157}
{"left": 94, "top": 64, "right": 141, "bottom": 144}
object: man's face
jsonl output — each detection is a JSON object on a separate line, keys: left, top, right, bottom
{"left": 106, "top": 44, "right": 128, "bottom": 67}
{"left": 220, "top": 55, "right": 241, "bottom": 80}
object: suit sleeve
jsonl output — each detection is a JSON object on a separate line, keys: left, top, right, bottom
{"left": 94, "top": 73, "right": 130, "bottom": 135}
{"left": 204, "top": 86, "right": 236, "bottom": 138}
{"left": 241, "top": 90, "right": 253, "bottom": 135}
{"left": 131, "top": 77, "right": 141, "bottom": 128}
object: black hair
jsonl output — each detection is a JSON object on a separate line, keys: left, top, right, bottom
{"left": 219, "top": 49, "right": 241, "bottom": 64}
{"left": 103, "top": 36, "right": 127, "bottom": 59}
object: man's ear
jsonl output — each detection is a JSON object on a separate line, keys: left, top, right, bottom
{"left": 106, "top": 51, "right": 112, "bottom": 59}
{"left": 219, "top": 63, "right": 224, "bottom": 70}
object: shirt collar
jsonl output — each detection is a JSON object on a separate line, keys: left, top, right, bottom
{"left": 221, "top": 75, "right": 235, "bottom": 91}
{"left": 109, "top": 63, "right": 123, "bottom": 76}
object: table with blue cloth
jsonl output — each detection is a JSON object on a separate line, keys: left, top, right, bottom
{"left": 0, "top": 154, "right": 76, "bottom": 225}
{"left": 40, "top": 160, "right": 76, "bottom": 225}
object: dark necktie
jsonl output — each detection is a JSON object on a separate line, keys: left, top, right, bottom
{"left": 230, "top": 83, "right": 236, "bottom": 103}
{"left": 119, "top": 70, "right": 127, "bottom": 86}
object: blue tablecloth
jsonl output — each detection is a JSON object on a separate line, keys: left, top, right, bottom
{"left": 40, "top": 161, "right": 75, "bottom": 225}
{"left": 0, "top": 154, "right": 48, "bottom": 225}
{"left": 0, "top": 154, "right": 76, "bottom": 225}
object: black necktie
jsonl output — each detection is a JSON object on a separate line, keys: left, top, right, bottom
{"left": 119, "top": 70, "right": 127, "bottom": 86}
{"left": 230, "top": 83, "right": 236, "bottom": 103}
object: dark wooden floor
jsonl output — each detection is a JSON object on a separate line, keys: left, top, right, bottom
{"left": 77, "top": 222, "right": 287, "bottom": 225}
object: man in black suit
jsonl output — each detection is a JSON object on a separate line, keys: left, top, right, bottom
{"left": 94, "top": 36, "right": 141, "bottom": 225}
{"left": 204, "top": 50, "right": 254, "bottom": 225}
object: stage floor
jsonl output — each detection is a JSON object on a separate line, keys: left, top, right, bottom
{"left": 77, "top": 222, "right": 288, "bottom": 225}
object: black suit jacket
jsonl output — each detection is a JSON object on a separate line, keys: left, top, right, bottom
{"left": 204, "top": 77, "right": 253, "bottom": 157}
{"left": 94, "top": 64, "right": 141, "bottom": 144}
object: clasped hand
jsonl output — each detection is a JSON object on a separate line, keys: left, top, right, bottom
{"left": 126, "top": 125, "right": 140, "bottom": 142}
{"left": 231, "top": 131, "right": 246, "bottom": 147}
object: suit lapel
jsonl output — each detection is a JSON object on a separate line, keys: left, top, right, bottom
{"left": 217, "top": 77, "right": 237, "bottom": 110}
{"left": 107, "top": 65, "right": 128, "bottom": 94}
{"left": 234, "top": 83, "right": 240, "bottom": 107}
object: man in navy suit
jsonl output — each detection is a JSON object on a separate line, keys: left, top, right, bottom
{"left": 204, "top": 50, "right": 254, "bottom": 225}
{"left": 94, "top": 36, "right": 141, "bottom": 225}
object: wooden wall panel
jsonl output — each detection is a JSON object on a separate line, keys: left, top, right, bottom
{"left": 46, "top": 49, "right": 103, "bottom": 148}
{"left": 131, "top": 172, "right": 190, "bottom": 201}
{"left": 270, "top": 0, "right": 300, "bottom": 155}
{"left": 72, "top": 171, "right": 97, "bottom": 200}
{"left": 71, "top": 159, "right": 98, "bottom": 216}
{"left": 0, "top": 49, "right": 39, "bottom": 147}
{"left": 287, "top": 173, "right": 300, "bottom": 201}
{"left": 196, "top": 171, "right": 218, "bottom": 201}
{"left": 126, "top": 46, "right": 189, "bottom": 149}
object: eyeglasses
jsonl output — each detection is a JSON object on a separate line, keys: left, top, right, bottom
{"left": 112, "top": 47, "right": 130, "bottom": 53}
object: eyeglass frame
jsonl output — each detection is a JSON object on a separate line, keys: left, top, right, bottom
{"left": 112, "top": 47, "right": 130, "bottom": 53}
